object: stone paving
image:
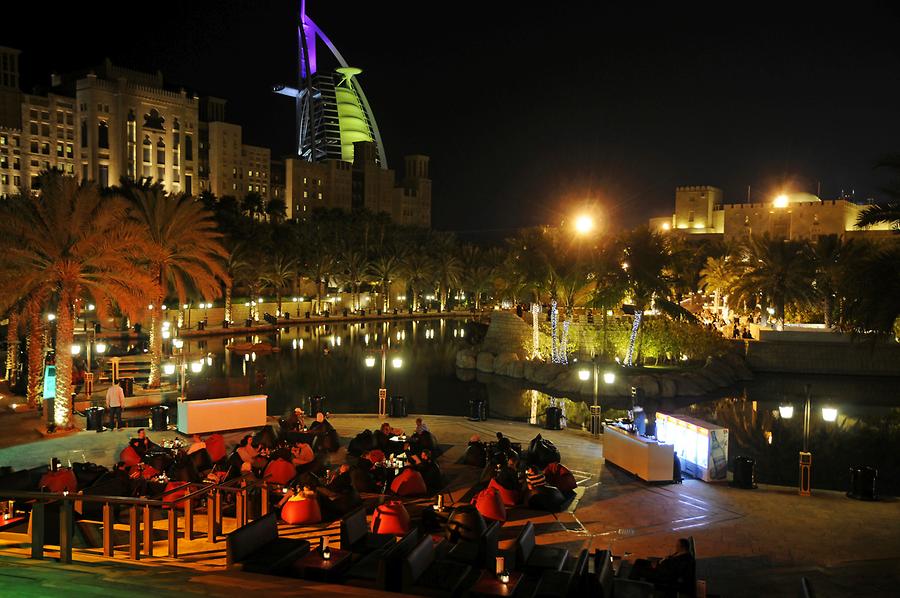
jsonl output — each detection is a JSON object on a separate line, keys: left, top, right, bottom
{"left": 1, "top": 412, "right": 898, "bottom": 597}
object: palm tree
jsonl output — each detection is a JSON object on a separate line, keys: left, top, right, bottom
{"left": 430, "top": 233, "right": 462, "bottom": 311}
{"left": 0, "top": 174, "right": 152, "bottom": 425}
{"left": 368, "top": 249, "right": 405, "bottom": 312}
{"left": 839, "top": 243, "right": 900, "bottom": 336}
{"left": 261, "top": 253, "right": 298, "bottom": 317}
{"left": 401, "top": 250, "right": 434, "bottom": 311}
{"left": 4, "top": 309, "right": 19, "bottom": 385}
{"left": 733, "top": 234, "right": 815, "bottom": 331}
{"left": 336, "top": 247, "right": 371, "bottom": 311}
{"left": 809, "top": 235, "right": 859, "bottom": 328}
{"left": 460, "top": 245, "right": 497, "bottom": 310}
{"left": 120, "top": 181, "right": 228, "bottom": 387}
{"left": 303, "top": 245, "right": 336, "bottom": 315}
{"left": 857, "top": 154, "right": 900, "bottom": 230}
{"left": 618, "top": 228, "right": 672, "bottom": 365}
{"left": 699, "top": 256, "right": 738, "bottom": 316}
{"left": 241, "top": 192, "right": 264, "bottom": 221}
{"left": 265, "top": 198, "right": 287, "bottom": 224}
{"left": 223, "top": 243, "right": 252, "bottom": 324}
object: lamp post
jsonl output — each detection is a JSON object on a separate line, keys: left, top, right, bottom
{"left": 365, "top": 322, "right": 401, "bottom": 417}
{"left": 579, "top": 360, "right": 615, "bottom": 437}
{"left": 781, "top": 384, "right": 838, "bottom": 496}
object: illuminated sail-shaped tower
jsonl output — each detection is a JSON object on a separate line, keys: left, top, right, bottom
{"left": 274, "top": 1, "right": 387, "bottom": 167}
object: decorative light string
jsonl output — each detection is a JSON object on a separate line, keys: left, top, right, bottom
{"left": 625, "top": 309, "right": 643, "bottom": 366}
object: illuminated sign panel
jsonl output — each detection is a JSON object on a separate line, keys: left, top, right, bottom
{"left": 656, "top": 413, "right": 728, "bottom": 482}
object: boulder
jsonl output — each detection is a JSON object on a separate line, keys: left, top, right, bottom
{"left": 456, "top": 369, "right": 476, "bottom": 382}
{"left": 456, "top": 349, "right": 477, "bottom": 370}
{"left": 509, "top": 360, "right": 525, "bottom": 379}
{"left": 552, "top": 370, "right": 582, "bottom": 394}
{"left": 658, "top": 376, "right": 678, "bottom": 398}
{"left": 494, "top": 352, "right": 520, "bottom": 376}
{"left": 722, "top": 352, "right": 754, "bottom": 380}
{"left": 630, "top": 375, "right": 660, "bottom": 398}
{"left": 476, "top": 352, "right": 496, "bottom": 373}
{"left": 522, "top": 360, "right": 537, "bottom": 381}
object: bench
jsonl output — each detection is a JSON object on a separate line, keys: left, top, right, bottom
{"left": 447, "top": 519, "right": 500, "bottom": 569}
{"left": 340, "top": 506, "right": 395, "bottom": 555}
{"left": 514, "top": 521, "right": 568, "bottom": 574}
{"left": 400, "top": 536, "right": 473, "bottom": 597}
{"left": 225, "top": 512, "right": 310, "bottom": 575}
{"left": 346, "top": 527, "right": 421, "bottom": 590}
{"left": 535, "top": 549, "right": 589, "bottom": 597}
{"left": 592, "top": 549, "right": 615, "bottom": 598}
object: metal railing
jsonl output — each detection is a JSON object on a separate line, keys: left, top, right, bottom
{"left": 0, "top": 471, "right": 271, "bottom": 564}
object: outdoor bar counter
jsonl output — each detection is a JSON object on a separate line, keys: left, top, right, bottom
{"left": 603, "top": 423, "right": 674, "bottom": 482}
{"left": 176, "top": 395, "right": 267, "bottom": 434}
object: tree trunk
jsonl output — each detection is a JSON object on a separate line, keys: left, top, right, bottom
{"left": 823, "top": 295, "right": 833, "bottom": 329}
{"left": 148, "top": 300, "right": 162, "bottom": 388}
{"left": 276, "top": 292, "right": 282, "bottom": 318}
{"left": 382, "top": 280, "right": 389, "bottom": 311}
{"left": 224, "top": 285, "right": 232, "bottom": 323}
{"left": 54, "top": 299, "right": 74, "bottom": 427}
{"left": 5, "top": 311, "right": 18, "bottom": 384}
{"left": 26, "top": 309, "right": 42, "bottom": 407}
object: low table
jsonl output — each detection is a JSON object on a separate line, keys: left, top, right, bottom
{"left": 292, "top": 548, "right": 352, "bottom": 581}
{"left": 470, "top": 570, "right": 523, "bottom": 597}
{"left": 0, "top": 515, "right": 27, "bottom": 533}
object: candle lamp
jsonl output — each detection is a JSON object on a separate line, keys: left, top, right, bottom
{"left": 499, "top": 571, "right": 510, "bottom": 584}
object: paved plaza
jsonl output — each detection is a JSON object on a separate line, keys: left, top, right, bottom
{"left": 1, "top": 413, "right": 898, "bottom": 597}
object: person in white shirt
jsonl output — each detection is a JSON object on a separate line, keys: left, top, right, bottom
{"left": 105, "top": 380, "right": 125, "bottom": 430}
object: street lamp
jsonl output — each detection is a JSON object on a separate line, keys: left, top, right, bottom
{"left": 364, "top": 322, "right": 402, "bottom": 417}
{"left": 795, "top": 385, "right": 839, "bottom": 496}
{"left": 578, "top": 361, "right": 616, "bottom": 436}
{"left": 773, "top": 194, "right": 789, "bottom": 208}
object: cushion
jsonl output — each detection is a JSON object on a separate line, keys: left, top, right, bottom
{"left": 461, "top": 443, "right": 487, "bottom": 467}
{"left": 188, "top": 448, "right": 213, "bottom": 473}
{"left": 227, "top": 512, "right": 279, "bottom": 564}
{"left": 347, "top": 547, "right": 383, "bottom": 580}
{"left": 472, "top": 486, "right": 507, "bottom": 522}
{"left": 488, "top": 477, "right": 519, "bottom": 507}
{"left": 544, "top": 463, "right": 577, "bottom": 495}
{"left": 445, "top": 505, "right": 487, "bottom": 543}
{"left": 264, "top": 458, "right": 296, "bottom": 486}
{"left": 281, "top": 495, "right": 322, "bottom": 524}
{"left": 205, "top": 433, "right": 227, "bottom": 462}
{"left": 371, "top": 500, "right": 410, "bottom": 535}
{"left": 391, "top": 468, "right": 427, "bottom": 496}
{"left": 412, "top": 559, "right": 472, "bottom": 595}
{"left": 119, "top": 446, "right": 141, "bottom": 467}
{"left": 516, "top": 522, "right": 536, "bottom": 563}
{"left": 527, "top": 485, "right": 567, "bottom": 512}
{"left": 348, "top": 429, "right": 376, "bottom": 456}
{"left": 163, "top": 481, "right": 190, "bottom": 510}
{"left": 527, "top": 434, "right": 561, "bottom": 468}
{"left": 341, "top": 507, "right": 369, "bottom": 548}
{"left": 39, "top": 469, "right": 77, "bottom": 493}
{"left": 364, "top": 449, "right": 385, "bottom": 464}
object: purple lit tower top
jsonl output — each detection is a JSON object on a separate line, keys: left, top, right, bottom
{"left": 274, "top": 0, "right": 387, "bottom": 167}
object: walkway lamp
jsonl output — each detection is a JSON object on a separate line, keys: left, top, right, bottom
{"left": 580, "top": 361, "right": 616, "bottom": 437}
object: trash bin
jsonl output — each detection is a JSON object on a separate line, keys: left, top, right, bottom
{"left": 308, "top": 395, "right": 326, "bottom": 417}
{"left": 223, "top": 320, "right": 230, "bottom": 329}
{"left": 389, "top": 396, "right": 407, "bottom": 418}
{"left": 589, "top": 405, "right": 602, "bottom": 436}
{"left": 848, "top": 466, "right": 877, "bottom": 501}
{"left": 134, "top": 323, "right": 142, "bottom": 334}
{"left": 731, "top": 456, "right": 756, "bottom": 489}
{"left": 305, "top": 311, "right": 310, "bottom": 319}
{"left": 343, "top": 308, "right": 349, "bottom": 317}
{"left": 150, "top": 405, "right": 169, "bottom": 432}
{"left": 468, "top": 398, "right": 486, "bottom": 422}
{"left": 86, "top": 406, "right": 105, "bottom": 431}
{"left": 245, "top": 318, "right": 253, "bottom": 327}
{"left": 198, "top": 320, "right": 206, "bottom": 331}
{"left": 120, "top": 377, "right": 134, "bottom": 398}
{"left": 545, "top": 406, "right": 562, "bottom": 430}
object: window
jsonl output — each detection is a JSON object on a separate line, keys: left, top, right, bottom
{"left": 303, "top": 191, "right": 308, "bottom": 198}
{"left": 185, "top": 135, "right": 192, "bottom": 160}
{"left": 41, "top": 142, "right": 50, "bottom": 155}
{"left": 80, "top": 120, "right": 87, "bottom": 147}
{"left": 13, "top": 175, "right": 20, "bottom": 186}
{"left": 1, "top": 174, "right": 7, "bottom": 185}
{"left": 248, "top": 184, "right": 252, "bottom": 192}
{"left": 142, "top": 136, "right": 151, "bottom": 163}
{"left": 317, "top": 192, "right": 322, "bottom": 199}
{"left": 57, "top": 143, "right": 64, "bottom": 157}
{"left": 82, "top": 164, "right": 88, "bottom": 180}
{"left": 66, "top": 143, "right": 73, "bottom": 159}
{"left": 157, "top": 166, "right": 165, "bottom": 182}
{"left": 30, "top": 122, "right": 38, "bottom": 135}
{"left": 98, "top": 121, "right": 109, "bottom": 149}
{"left": 248, "top": 169, "right": 252, "bottom": 177}
{"left": 41, "top": 124, "right": 50, "bottom": 137}
{"left": 29, "top": 109, "right": 37, "bottom": 119}
{"left": 66, "top": 164, "right": 74, "bottom": 174}
{"left": 13, "top": 158, "right": 19, "bottom": 170}
{"left": 0, "top": 156, "right": 6, "bottom": 169}
{"left": 185, "top": 175, "right": 192, "bottom": 196}
{"left": 232, "top": 167, "right": 237, "bottom": 176}
{"left": 0, "top": 134, "right": 6, "bottom": 145}
{"left": 66, "top": 113, "right": 73, "bottom": 126}
{"left": 156, "top": 138, "right": 165, "bottom": 164}
{"left": 303, "top": 177, "right": 307, "bottom": 184}
{"left": 56, "top": 110, "right": 64, "bottom": 123}
{"left": 98, "top": 165, "right": 109, "bottom": 188}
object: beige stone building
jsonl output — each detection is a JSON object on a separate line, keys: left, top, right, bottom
{"left": 650, "top": 185, "right": 894, "bottom": 241}
{"left": 285, "top": 141, "right": 431, "bottom": 226}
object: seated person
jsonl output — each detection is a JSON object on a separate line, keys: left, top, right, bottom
{"left": 285, "top": 407, "right": 306, "bottom": 432}
{"left": 235, "top": 434, "right": 266, "bottom": 472}
{"left": 462, "top": 434, "right": 487, "bottom": 467}
{"left": 129, "top": 428, "right": 157, "bottom": 459}
{"left": 186, "top": 434, "right": 207, "bottom": 455}
{"left": 349, "top": 458, "right": 378, "bottom": 493}
{"left": 411, "top": 449, "right": 443, "bottom": 494}
{"left": 374, "top": 422, "right": 405, "bottom": 454}
{"left": 630, "top": 538, "right": 695, "bottom": 589}
{"left": 493, "top": 457, "right": 520, "bottom": 491}
{"left": 290, "top": 442, "right": 316, "bottom": 467}
{"left": 414, "top": 417, "right": 429, "bottom": 435}
{"left": 316, "top": 464, "right": 361, "bottom": 518}
{"left": 308, "top": 412, "right": 340, "bottom": 452}
{"left": 525, "top": 465, "right": 546, "bottom": 491}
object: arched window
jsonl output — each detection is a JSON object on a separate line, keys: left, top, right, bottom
{"left": 157, "top": 138, "right": 166, "bottom": 165}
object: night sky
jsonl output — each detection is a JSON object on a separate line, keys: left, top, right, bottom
{"left": 6, "top": 2, "right": 900, "bottom": 233}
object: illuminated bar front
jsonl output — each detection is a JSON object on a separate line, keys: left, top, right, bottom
{"left": 655, "top": 413, "right": 729, "bottom": 482}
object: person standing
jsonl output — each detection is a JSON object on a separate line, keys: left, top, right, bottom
{"left": 105, "top": 380, "right": 125, "bottom": 430}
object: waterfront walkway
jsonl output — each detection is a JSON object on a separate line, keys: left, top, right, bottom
{"left": 1, "top": 414, "right": 898, "bottom": 597}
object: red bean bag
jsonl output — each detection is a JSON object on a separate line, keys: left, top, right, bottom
{"left": 139, "top": 465, "right": 159, "bottom": 480}
{"left": 488, "top": 478, "right": 519, "bottom": 507}
{"left": 120, "top": 446, "right": 142, "bottom": 468}
{"left": 264, "top": 458, "right": 297, "bottom": 486}
{"left": 205, "top": 434, "right": 227, "bottom": 462}
{"left": 390, "top": 468, "right": 427, "bottom": 496}
{"left": 39, "top": 469, "right": 78, "bottom": 493}
{"left": 472, "top": 486, "right": 506, "bottom": 522}
{"left": 163, "top": 481, "right": 190, "bottom": 510}
{"left": 544, "top": 463, "right": 577, "bottom": 494}
{"left": 364, "top": 449, "right": 385, "bottom": 464}
{"left": 371, "top": 500, "right": 410, "bottom": 535}
{"left": 281, "top": 495, "right": 322, "bottom": 524}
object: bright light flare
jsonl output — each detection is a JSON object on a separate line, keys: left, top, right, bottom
{"left": 773, "top": 194, "right": 789, "bottom": 208}
{"left": 574, "top": 214, "right": 594, "bottom": 235}
{"left": 821, "top": 407, "right": 838, "bottom": 422}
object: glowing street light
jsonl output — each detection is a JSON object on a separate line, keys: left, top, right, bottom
{"left": 821, "top": 406, "right": 838, "bottom": 422}
{"left": 190, "top": 360, "right": 203, "bottom": 373}
{"left": 392, "top": 357, "right": 403, "bottom": 369}
{"left": 364, "top": 355, "right": 376, "bottom": 368}
{"left": 95, "top": 342, "right": 107, "bottom": 354}
{"left": 46, "top": 313, "right": 56, "bottom": 321}
{"left": 70, "top": 344, "right": 81, "bottom": 355}
{"left": 603, "top": 372, "right": 616, "bottom": 385}
{"left": 163, "top": 363, "right": 176, "bottom": 376}
{"left": 172, "top": 338, "right": 184, "bottom": 350}
{"left": 779, "top": 404, "right": 794, "bottom": 419}
{"left": 578, "top": 369, "right": 590, "bottom": 382}
{"left": 574, "top": 214, "right": 595, "bottom": 235}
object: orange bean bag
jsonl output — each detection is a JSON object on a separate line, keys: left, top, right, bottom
{"left": 488, "top": 478, "right": 519, "bottom": 507}
{"left": 120, "top": 445, "right": 142, "bottom": 467}
{"left": 472, "top": 486, "right": 506, "bottom": 522}
{"left": 139, "top": 465, "right": 159, "bottom": 480}
{"left": 264, "top": 458, "right": 297, "bottom": 486}
{"left": 205, "top": 434, "right": 227, "bottom": 462}
{"left": 544, "top": 463, "right": 577, "bottom": 494}
{"left": 281, "top": 495, "right": 322, "bottom": 524}
{"left": 364, "top": 449, "right": 385, "bottom": 464}
{"left": 39, "top": 469, "right": 78, "bottom": 493}
{"left": 371, "top": 500, "right": 410, "bottom": 535}
{"left": 390, "top": 468, "right": 427, "bottom": 496}
{"left": 163, "top": 481, "right": 190, "bottom": 510}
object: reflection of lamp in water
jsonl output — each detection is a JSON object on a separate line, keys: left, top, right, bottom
{"left": 392, "top": 357, "right": 403, "bottom": 369}
{"left": 163, "top": 363, "right": 176, "bottom": 376}
{"left": 365, "top": 355, "right": 376, "bottom": 368}
{"left": 578, "top": 369, "right": 590, "bottom": 382}
{"left": 191, "top": 361, "right": 203, "bottom": 373}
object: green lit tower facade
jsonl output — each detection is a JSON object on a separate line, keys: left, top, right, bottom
{"left": 274, "top": 1, "right": 386, "bottom": 167}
